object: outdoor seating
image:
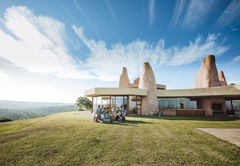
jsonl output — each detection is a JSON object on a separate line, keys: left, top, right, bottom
{"left": 96, "top": 111, "right": 126, "bottom": 123}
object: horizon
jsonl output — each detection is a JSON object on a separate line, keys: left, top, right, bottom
{"left": 0, "top": 0, "right": 240, "bottom": 103}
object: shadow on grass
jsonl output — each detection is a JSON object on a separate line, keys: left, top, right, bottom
{"left": 131, "top": 116, "right": 238, "bottom": 121}
{"left": 99, "top": 119, "right": 154, "bottom": 126}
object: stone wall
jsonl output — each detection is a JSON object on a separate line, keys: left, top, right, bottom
{"left": 159, "top": 109, "right": 176, "bottom": 116}
{"left": 159, "top": 109, "right": 205, "bottom": 116}
{"left": 201, "top": 97, "right": 226, "bottom": 116}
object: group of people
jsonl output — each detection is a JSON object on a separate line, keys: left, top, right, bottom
{"left": 94, "top": 105, "right": 126, "bottom": 123}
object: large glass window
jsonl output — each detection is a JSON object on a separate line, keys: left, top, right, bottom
{"left": 129, "top": 96, "right": 137, "bottom": 114}
{"left": 111, "top": 96, "right": 116, "bottom": 112}
{"left": 116, "top": 96, "right": 123, "bottom": 110}
{"left": 102, "top": 96, "right": 111, "bottom": 109}
{"left": 233, "top": 100, "right": 240, "bottom": 110}
{"left": 158, "top": 98, "right": 197, "bottom": 109}
{"left": 93, "top": 97, "right": 97, "bottom": 112}
{"left": 92, "top": 95, "right": 131, "bottom": 115}
{"left": 225, "top": 101, "right": 232, "bottom": 111}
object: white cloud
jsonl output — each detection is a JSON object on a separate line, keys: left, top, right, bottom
{"left": 232, "top": 55, "right": 240, "bottom": 63}
{"left": 0, "top": 6, "right": 96, "bottom": 80}
{"left": 170, "top": 0, "right": 186, "bottom": 28}
{"left": 0, "top": 81, "right": 86, "bottom": 103}
{"left": 149, "top": 0, "right": 155, "bottom": 26}
{"left": 213, "top": 0, "right": 240, "bottom": 29}
{"left": 0, "top": 70, "right": 10, "bottom": 83}
{"left": 106, "top": 0, "right": 118, "bottom": 24}
{"left": 183, "top": 0, "right": 217, "bottom": 29}
{"left": 168, "top": 34, "right": 230, "bottom": 66}
{"left": 72, "top": 25, "right": 230, "bottom": 81}
{"left": 233, "top": 28, "right": 238, "bottom": 31}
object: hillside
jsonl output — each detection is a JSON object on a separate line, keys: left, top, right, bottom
{"left": 0, "top": 111, "right": 240, "bottom": 165}
{"left": 0, "top": 100, "right": 74, "bottom": 109}
{"left": 0, "top": 105, "right": 78, "bottom": 120}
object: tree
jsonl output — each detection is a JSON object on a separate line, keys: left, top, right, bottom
{"left": 229, "top": 83, "right": 235, "bottom": 85}
{"left": 75, "top": 97, "right": 92, "bottom": 111}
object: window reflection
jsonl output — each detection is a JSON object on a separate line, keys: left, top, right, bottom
{"left": 129, "top": 96, "right": 137, "bottom": 114}
{"left": 158, "top": 98, "right": 197, "bottom": 109}
{"left": 116, "top": 96, "right": 123, "bottom": 109}
{"left": 233, "top": 100, "right": 240, "bottom": 110}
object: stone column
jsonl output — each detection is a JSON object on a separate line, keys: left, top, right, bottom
{"left": 118, "top": 67, "right": 130, "bottom": 88}
{"left": 134, "top": 77, "right": 140, "bottom": 84}
{"left": 139, "top": 62, "right": 158, "bottom": 116}
{"left": 219, "top": 70, "right": 227, "bottom": 86}
{"left": 194, "top": 55, "right": 221, "bottom": 88}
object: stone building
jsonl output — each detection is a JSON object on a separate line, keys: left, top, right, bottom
{"left": 84, "top": 55, "right": 240, "bottom": 117}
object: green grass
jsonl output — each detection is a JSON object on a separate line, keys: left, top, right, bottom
{"left": 0, "top": 111, "right": 240, "bottom": 165}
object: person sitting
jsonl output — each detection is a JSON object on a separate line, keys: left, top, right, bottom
{"left": 97, "top": 108, "right": 103, "bottom": 120}
{"left": 115, "top": 107, "right": 122, "bottom": 122}
{"left": 100, "top": 113, "right": 105, "bottom": 121}
{"left": 110, "top": 110, "right": 116, "bottom": 122}
{"left": 120, "top": 106, "right": 126, "bottom": 121}
{"left": 94, "top": 105, "right": 101, "bottom": 122}
{"left": 103, "top": 111, "right": 110, "bottom": 123}
{"left": 102, "top": 108, "right": 107, "bottom": 114}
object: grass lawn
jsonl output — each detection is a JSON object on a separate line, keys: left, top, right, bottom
{"left": 0, "top": 111, "right": 240, "bottom": 165}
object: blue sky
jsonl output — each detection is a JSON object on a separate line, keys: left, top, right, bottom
{"left": 0, "top": 0, "right": 239, "bottom": 103}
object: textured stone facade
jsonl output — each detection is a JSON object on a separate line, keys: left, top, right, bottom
{"left": 194, "top": 55, "right": 221, "bottom": 88}
{"left": 201, "top": 97, "right": 226, "bottom": 116}
{"left": 219, "top": 70, "right": 227, "bottom": 86}
{"left": 118, "top": 67, "right": 130, "bottom": 88}
{"left": 134, "top": 77, "right": 140, "bottom": 84}
{"left": 139, "top": 62, "right": 158, "bottom": 116}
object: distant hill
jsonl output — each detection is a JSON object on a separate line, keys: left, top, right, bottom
{"left": 0, "top": 100, "right": 74, "bottom": 109}
{"left": 0, "top": 105, "right": 79, "bottom": 120}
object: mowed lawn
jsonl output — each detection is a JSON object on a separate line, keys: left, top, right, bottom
{"left": 0, "top": 111, "right": 240, "bottom": 165}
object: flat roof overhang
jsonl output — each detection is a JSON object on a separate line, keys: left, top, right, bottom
{"left": 84, "top": 85, "right": 240, "bottom": 98}
{"left": 84, "top": 87, "right": 147, "bottom": 97}
{"left": 157, "top": 85, "right": 240, "bottom": 98}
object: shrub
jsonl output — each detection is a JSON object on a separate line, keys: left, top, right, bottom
{"left": 0, "top": 117, "right": 13, "bottom": 122}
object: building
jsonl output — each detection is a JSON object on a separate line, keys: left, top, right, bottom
{"left": 84, "top": 55, "right": 240, "bottom": 116}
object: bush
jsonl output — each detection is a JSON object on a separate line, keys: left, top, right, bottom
{"left": 0, "top": 117, "right": 13, "bottom": 122}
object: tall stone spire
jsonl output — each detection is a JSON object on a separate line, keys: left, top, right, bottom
{"left": 194, "top": 55, "right": 221, "bottom": 88}
{"left": 133, "top": 77, "right": 140, "bottom": 84}
{"left": 219, "top": 70, "right": 227, "bottom": 86}
{"left": 139, "top": 62, "right": 158, "bottom": 116}
{"left": 118, "top": 67, "right": 130, "bottom": 88}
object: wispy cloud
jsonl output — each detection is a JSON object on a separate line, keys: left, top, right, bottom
{"left": 0, "top": 6, "right": 96, "bottom": 80}
{"left": 73, "top": 0, "right": 99, "bottom": 38}
{"left": 149, "top": 0, "right": 155, "bottom": 26}
{"left": 213, "top": 0, "right": 240, "bottom": 29}
{"left": 170, "top": 0, "right": 186, "bottom": 28}
{"left": 64, "top": 8, "right": 76, "bottom": 23}
{"left": 105, "top": 0, "right": 118, "bottom": 24}
{"left": 168, "top": 34, "right": 230, "bottom": 66}
{"left": 72, "top": 25, "right": 230, "bottom": 81}
{"left": 231, "top": 55, "right": 240, "bottom": 63}
{"left": 182, "top": 0, "right": 217, "bottom": 29}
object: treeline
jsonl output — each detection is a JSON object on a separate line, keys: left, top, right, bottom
{"left": 0, "top": 105, "right": 78, "bottom": 120}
